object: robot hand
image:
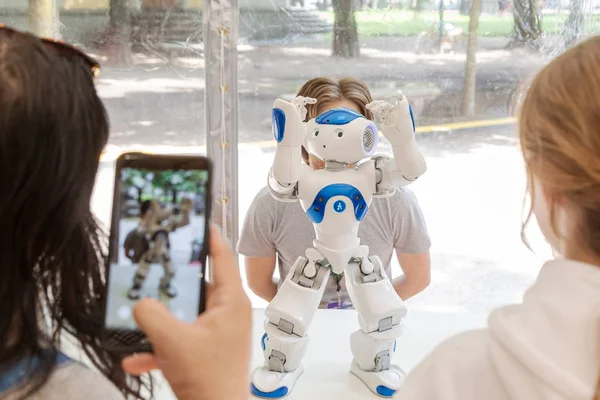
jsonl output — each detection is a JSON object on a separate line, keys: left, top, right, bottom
{"left": 367, "top": 95, "right": 416, "bottom": 146}
{"left": 180, "top": 197, "right": 194, "bottom": 213}
{"left": 291, "top": 96, "right": 317, "bottom": 122}
{"left": 272, "top": 97, "right": 315, "bottom": 147}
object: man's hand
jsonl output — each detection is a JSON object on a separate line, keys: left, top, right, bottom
{"left": 122, "top": 226, "right": 252, "bottom": 400}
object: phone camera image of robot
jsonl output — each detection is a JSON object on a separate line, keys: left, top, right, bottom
{"left": 104, "top": 168, "right": 209, "bottom": 331}
{"left": 252, "top": 95, "right": 427, "bottom": 398}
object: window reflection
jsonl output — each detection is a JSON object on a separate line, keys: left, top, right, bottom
{"left": 0, "top": 0, "right": 595, "bottom": 311}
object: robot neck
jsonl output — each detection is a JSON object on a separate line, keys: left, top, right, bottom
{"left": 325, "top": 160, "right": 356, "bottom": 171}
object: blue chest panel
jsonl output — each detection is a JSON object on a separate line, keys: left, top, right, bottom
{"left": 272, "top": 108, "right": 286, "bottom": 143}
{"left": 306, "top": 184, "right": 368, "bottom": 224}
{"left": 315, "top": 108, "right": 363, "bottom": 125}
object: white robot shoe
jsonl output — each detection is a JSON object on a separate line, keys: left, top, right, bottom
{"left": 350, "top": 359, "right": 406, "bottom": 398}
{"left": 251, "top": 364, "right": 304, "bottom": 399}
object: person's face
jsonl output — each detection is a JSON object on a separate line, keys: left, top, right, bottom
{"left": 307, "top": 99, "right": 362, "bottom": 171}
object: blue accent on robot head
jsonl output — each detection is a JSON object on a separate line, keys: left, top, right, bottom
{"left": 408, "top": 104, "right": 416, "bottom": 133}
{"left": 251, "top": 384, "right": 289, "bottom": 399}
{"left": 261, "top": 333, "right": 268, "bottom": 351}
{"left": 376, "top": 385, "right": 397, "bottom": 397}
{"left": 315, "top": 107, "right": 363, "bottom": 125}
{"left": 393, "top": 340, "right": 397, "bottom": 353}
{"left": 272, "top": 108, "right": 286, "bottom": 143}
{"left": 306, "top": 184, "right": 368, "bottom": 224}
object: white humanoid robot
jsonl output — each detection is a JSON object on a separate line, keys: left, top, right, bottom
{"left": 251, "top": 94, "right": 426, "bottom": 399}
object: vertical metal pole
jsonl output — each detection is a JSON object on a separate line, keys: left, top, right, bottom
{"left": 203, "top": 0, "right": 239, "bottom": 249}
{"left": 29, "top": 0, "right": 60, "bottom": 38}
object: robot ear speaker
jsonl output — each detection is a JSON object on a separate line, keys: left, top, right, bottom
{"left": 363, "top": 125, "right": 377, "bottom": 154}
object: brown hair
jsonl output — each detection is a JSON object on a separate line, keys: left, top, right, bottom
{"left": 296, "top": 77, "right": 374, "bottom": 163}
{"left": 0, "top": 28, "right": 149, "bottom": 398}
{"left": 518, "top": 36, "right": 600, "bottom": 400}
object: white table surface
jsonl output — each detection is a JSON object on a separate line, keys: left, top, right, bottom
{"left": 61, "top": 307, "right": 487, "bottom": 399}
{"left": 249, "top": 308, "right": 487, "bottom": 399}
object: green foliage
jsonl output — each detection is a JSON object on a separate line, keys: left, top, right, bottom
{"left": 317, "top": 10, "right": 577, "bottom": 37}
{"left": 121, "top": 168, "right": 208, "bottom": 204}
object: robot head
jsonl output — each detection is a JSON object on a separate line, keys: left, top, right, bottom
{"left": 305, "top": 108, "right": 378, "bottom": 165}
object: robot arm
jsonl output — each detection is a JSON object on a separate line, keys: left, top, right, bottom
{"left": 166, "top": 198, "right": 193, "bottom": 231}
{"left": 268, "top": 96, "right": 315, "bottom": 202}
{"left": 367, "top": 96, "right": 427, "bottom": 191}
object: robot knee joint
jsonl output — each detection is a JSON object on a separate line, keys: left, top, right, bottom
{"left": 291, "top": 257, "right": 329, "bottom": 290}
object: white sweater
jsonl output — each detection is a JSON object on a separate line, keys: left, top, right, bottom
{"left": 397, "top": 259, "right": 600, "bottom": 400}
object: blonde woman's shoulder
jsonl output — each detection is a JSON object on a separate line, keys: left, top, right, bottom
{"left": 396, "top": 329, "right": 506, "bottom": 400}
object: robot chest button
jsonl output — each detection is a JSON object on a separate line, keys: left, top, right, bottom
{"left": 333, "top": 200, "right": 346, "bottom": 213}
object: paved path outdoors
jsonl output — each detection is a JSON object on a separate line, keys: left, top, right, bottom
{"left": 95, "top": 36, "right": 549, "bottom": 147}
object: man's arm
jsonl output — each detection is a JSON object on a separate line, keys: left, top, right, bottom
{"left": 245, "top": 256, "right": 278, "bottom": 302}
{"left": 392, "top": 251, "right": 431, "bottom": 300}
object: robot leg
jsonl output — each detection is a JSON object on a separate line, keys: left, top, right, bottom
{"left": 345, "top": 247, "right": 408, "bottom": 398}
{"left": 159, "top": 254, "right": 177, "bottom": 298}
{"left": 252, "top": 249, "right": 330, "bottom": 399}
{"left": 127, "top": 253, "right": 152, "bottom": 300}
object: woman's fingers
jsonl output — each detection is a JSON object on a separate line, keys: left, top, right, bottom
{"left": 122, "top": 353, "right": 159, "bottom": 375}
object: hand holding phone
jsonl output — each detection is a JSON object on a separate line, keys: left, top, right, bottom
{"left": 122, "top": 227, "right": 253, "bottom": 400}
{"left": 103, "top": 152, "right": 212, "bottom": 352}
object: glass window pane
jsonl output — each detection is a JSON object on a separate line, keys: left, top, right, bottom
{"left": 237, "top": 1, "right": 590, "bottom": 311}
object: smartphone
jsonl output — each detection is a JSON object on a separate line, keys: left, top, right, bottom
{"left": 102, "top": 152, "right": 212, "bottom": 352}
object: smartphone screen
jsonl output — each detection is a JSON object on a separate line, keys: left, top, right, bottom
{"left": 105, "top": 160, "right": 209, "bottom": 332}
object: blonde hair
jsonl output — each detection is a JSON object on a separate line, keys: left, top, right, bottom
{"left": 296, "top": 77, "right": 374, "bottom": 163}
{"left": 519, "top": 36, "right": 600, "bottom": 400}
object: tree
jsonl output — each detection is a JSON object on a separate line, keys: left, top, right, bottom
{"left": 104, "top": 0, "right": 133, "bottom": 64}
{"left": 411, "top": 0, "right": 426, "bottom": 17}
{"left": 153, "top": 171, "right": 206, "bottom": 205}
{"left": 509, "top": 0, "right": 542, "bottom": 48}
{"left": 332, "top": 0, "right": 360, "bottom": 58}
{"left": 28, "top": 0, "right": 60, "bottom": 38}
{"left": 461, "top": 0, "right": 481, "bottom": 117}
{"left": 122, "top": 169, "right": 153, "bottom": 204}
{"left": 562, "top": 0, "right": 586, "bottom": 48}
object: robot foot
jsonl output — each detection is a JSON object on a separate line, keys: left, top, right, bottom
{"left": 127, "top": 286, "right": 141, "bottom": 300}
{"left": 159, "top": 283, "right": 177, "bottom": 298}
{"left": 350, "top": 360, "right": 406, "bottom": 398}
{"left": 250, "top": 364, "right": 304, "bottom": 399}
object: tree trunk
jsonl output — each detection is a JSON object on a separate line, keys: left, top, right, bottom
{"left": 28, "top": 0, "right": 60, "bottom": 38}
{"left": 562, "top": 0, "right": 585, "bottom": 48}
{"left": 509, "top": 0, "right": 542, "bottom": 48}
{"left": 461, "top": 0, "right": 481, "bottom": 116}
{"left": 110, "top": 0, "right": 132, "bottom": 29}
{"left": 107, "top": 0, "right": 132, "bottom": 64}
{"left": 332, "top": 0, "right": 360, "bottom": 58}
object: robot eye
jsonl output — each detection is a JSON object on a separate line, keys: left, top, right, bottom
{"left": 335, "top": 129, "right": 344, "bottom": 138}
{"left": 313, "top": 129, "right": 319, "bottom": 137}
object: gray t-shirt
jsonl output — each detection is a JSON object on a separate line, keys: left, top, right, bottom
{"left": 238, "top": 186, "right": 431, "bottom": 308}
